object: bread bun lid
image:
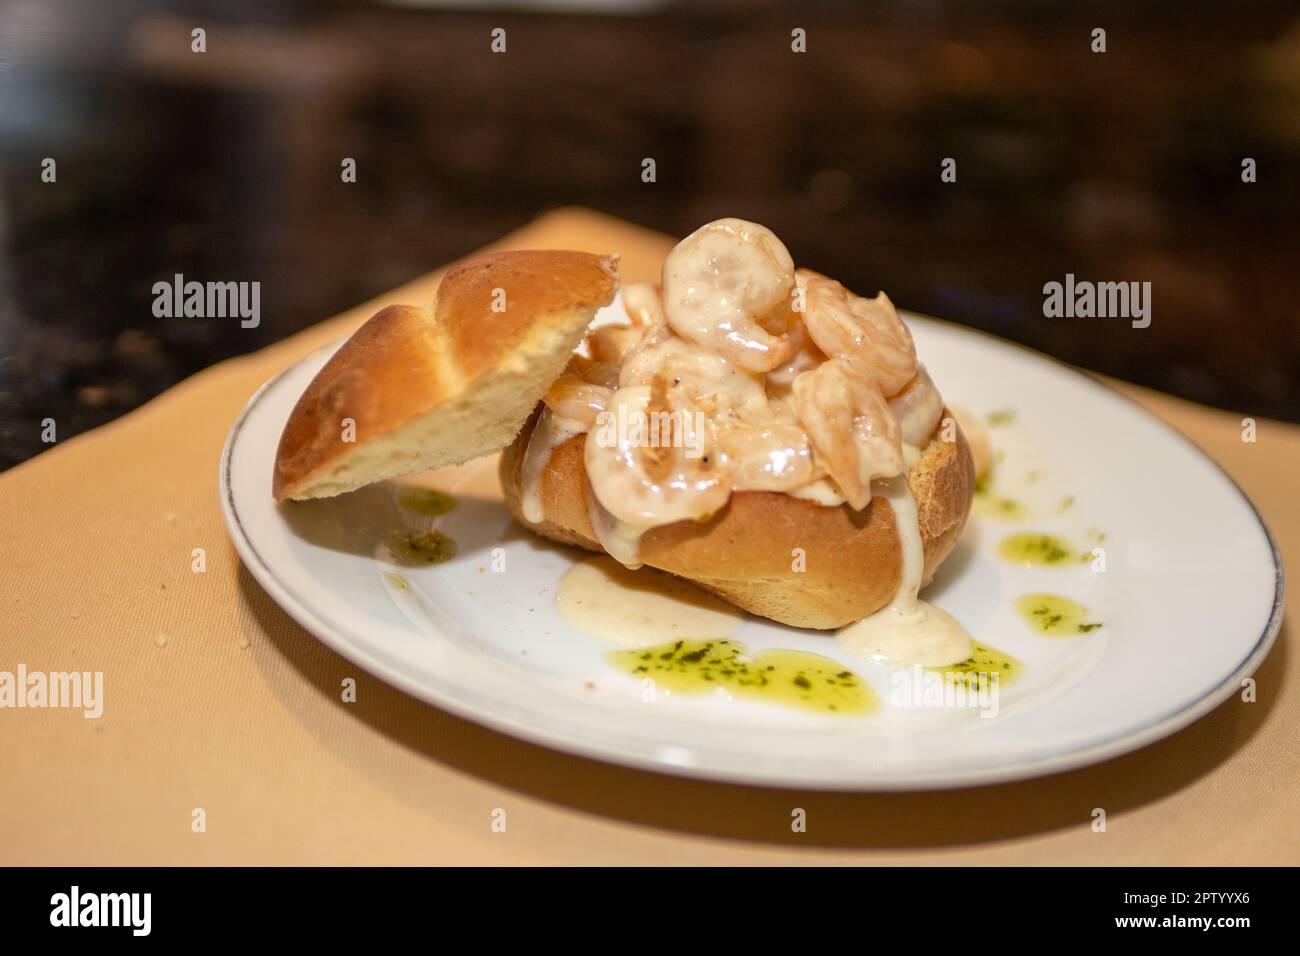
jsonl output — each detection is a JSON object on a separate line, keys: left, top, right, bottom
{"left": 274, "top": 250, "right": 619, "bottom": 500}
{"left": 500, "top": 408, "right": 975, "bottom": 630}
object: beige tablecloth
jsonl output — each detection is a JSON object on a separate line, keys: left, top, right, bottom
{"left": 1, "top": 208, "right": 1294, "bottom": 865}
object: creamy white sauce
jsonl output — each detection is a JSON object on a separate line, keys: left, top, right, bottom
{"left": 787, "top": 477, "right": 846, "bottom": 507}
{"left": 555, "top": 556, "right": 743, "bottom": 648}
{"left": 837, "top": 600, "right": 973, "bottom": 668}
{"left": 520, "top": 408, "right": 585, "bottom": 524}
{"left": 835, "top": 473, "right": 973, "bottom": 667}
{"left": 585, "top": 484, "right": 648, "bottom": 569}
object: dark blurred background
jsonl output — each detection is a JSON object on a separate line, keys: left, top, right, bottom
{"left": 1, "top": 0, "right": 1297, "bottom": 471}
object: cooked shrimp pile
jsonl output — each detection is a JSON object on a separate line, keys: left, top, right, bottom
{"left": 534, "top": 217, "right": 945, "bottom": 566}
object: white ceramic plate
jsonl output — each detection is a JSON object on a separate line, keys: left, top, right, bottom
{"left": 220, "top": 305, "right": 1283, "bottom": 789}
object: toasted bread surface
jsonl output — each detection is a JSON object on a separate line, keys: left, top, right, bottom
{"left": 274, "top": 251, "right": 618, "bottom": 500}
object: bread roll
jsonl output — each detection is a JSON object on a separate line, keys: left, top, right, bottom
{"left": 274, "top": 250, "right": 618, "bottom": 500}
{"left": 500, "top": 409, "right": 975, "bottom": 629}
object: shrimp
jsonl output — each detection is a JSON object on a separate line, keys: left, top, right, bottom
{"left": 565, "top": 281, "right": 661, "bottom": 372}
{"left": 715, "top": 422, "right": 817, "bottom": 492}
{"left": 562, "top": 350, "right": 622, "bottom": 389}
{"left": 886, "top": 364, "right": 944, "bottom": 448}
{"left": 620, "top": 281, "right": 661, "bottom": 327}
{"left": 795, "top": 269, "right": 916, "bottom": 397}
{"left": 792, "top": 358, "right": 903, "bottom": 510}
{"left": 588, "top": 324, "right": 645, "bottom": 367}
{"left": 578, "top": 359, "right": 622, "bottom": 390}
{"left": 588, "top": 284, "right": 655, "bottom": 367}
{"left": 584, "top": 383, "right": 732, "bottom": 530}
{"left": 619, "top": 322, "right": 769, "bottom": 422}
{"left": 542, "top": 374, "right": 612, "bottom": 429}
{"left": 661, "top": 218, "right": 795, "bottom": 373}
{"left": 764, "top": 315, "right": 825, "bottom": 391}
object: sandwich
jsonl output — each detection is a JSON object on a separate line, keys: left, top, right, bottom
{"left": 274, "top": 219, "right": 975, "bottom": 630}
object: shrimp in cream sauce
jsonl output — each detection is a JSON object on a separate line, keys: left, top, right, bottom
{"left": 660, "top": 218, "right": 795, "bottom": 373}
{"left": 795, "top": 269, "right": 916, "bottom": 398}
{"left": 582, "top": 384, "right": 731, "bottom": 567}
{"left": 792, "top": 357, "right": 903, "bottom": 510}
{"left": 524, "top": 218, "right": 939, "bottom": 558}
{"left": 518, "top": 218, "right": 975, "bottom": 667}
{"left": 517, "top": 217, "right": 977, "bottom": 665}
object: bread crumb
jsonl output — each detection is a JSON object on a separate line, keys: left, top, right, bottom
{"left": 154, "top": 633, "right": 168, "bottom": 648}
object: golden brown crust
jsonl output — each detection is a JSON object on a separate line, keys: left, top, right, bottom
{"left": 500, "top": 409, "right": 975, "bottom": 629}
{"left": 274, "top": 250, "right": 618, "bottom": 500}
